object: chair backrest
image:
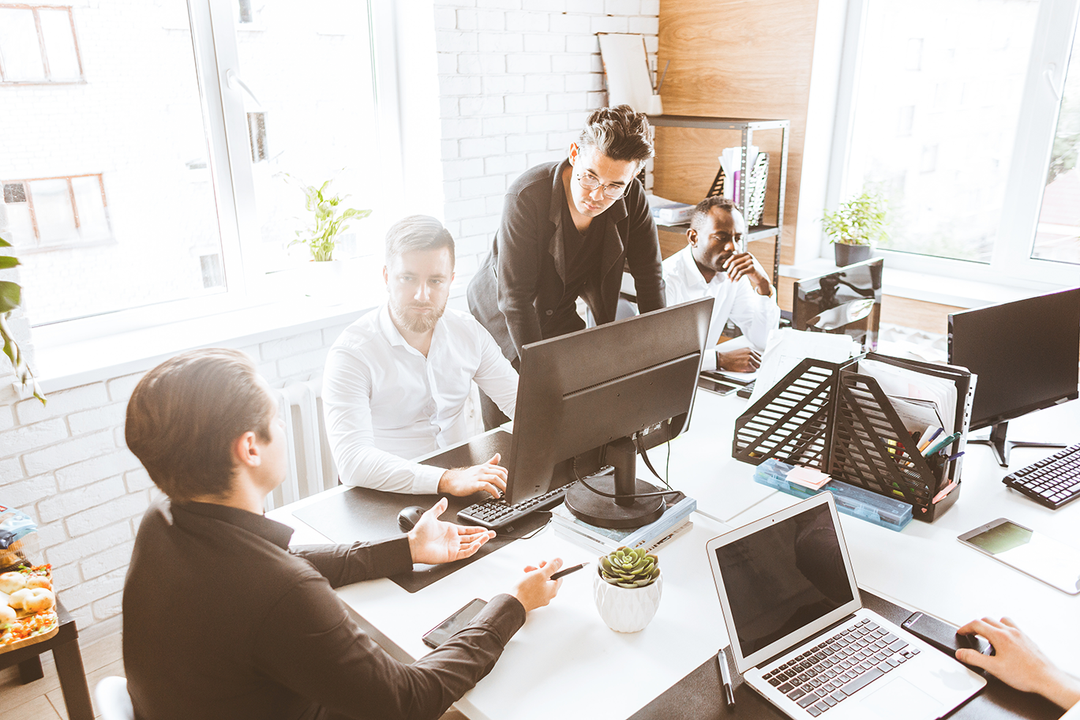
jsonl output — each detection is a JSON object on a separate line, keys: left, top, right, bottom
{"left": 95, "top": 676, "right": 134, "bottom": 720}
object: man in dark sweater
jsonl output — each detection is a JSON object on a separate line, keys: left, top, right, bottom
{"left": 122, "top": 348, "right": 563, "bottom": 720}
{"left": 467, "top": 105, "right": 666, "bottom": 426}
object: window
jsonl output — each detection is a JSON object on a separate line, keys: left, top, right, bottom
{"left": 2, "top": 0, "right": 395, "bottom": 329}
{"left": 1, "top": 174, "right": 111, "bottom": 250}
{"left": 1032, "top": 22, "right": 1080, "bottom": 266}
{"left": 827, "top": 0, "right": 1079, "bottom": 286}
{"left": 0, "top": 5, "right": 84, "bottom": 84}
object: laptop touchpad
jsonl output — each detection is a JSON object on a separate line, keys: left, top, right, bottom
{"left": 860, "top": 678, "right": 944, "bottom": 720}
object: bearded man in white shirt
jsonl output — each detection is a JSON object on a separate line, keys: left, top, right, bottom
{"left": 323, "top": 216, "right": 517, "bottom": 498}
{"left": 662, "top": 196, "right": 780, "bottom": 373}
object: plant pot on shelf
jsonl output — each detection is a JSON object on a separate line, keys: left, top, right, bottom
{"left": 834, "top": 243, "right": 871, "bottom": 267}
{"left": 593, "top": 566, "right": 663, "bottom": 633}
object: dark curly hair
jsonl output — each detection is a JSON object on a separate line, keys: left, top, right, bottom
{"left": 577, "top": 104, "right": 654, "bottom": 168}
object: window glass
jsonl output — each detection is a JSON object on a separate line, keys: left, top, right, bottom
{"left": 236, "top": 1, "right": 380, "bottom": 274}
{"left": 38, "top": 8, "right": 81, "bottom": 80}
{"left": 1032, "top": 22, "right": 1080, "bottom": 266}
{"left": 0, "top": 7, "right": 46, "bottom": 82}
{"left": 1, "top": 2, "right": 224, "bottom": 324}
{"left": 846, "top": 0, "right": 1040, "bottom": 262}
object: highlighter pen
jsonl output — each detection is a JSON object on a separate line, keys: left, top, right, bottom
{"left": 550, "top": 562, "right": 587, "bottom": 581}
{"left": 923, "top": 431, "right": 961, "bottom": 457}
{"left": 717, "top": 646, "right": 735, "bottom": 707}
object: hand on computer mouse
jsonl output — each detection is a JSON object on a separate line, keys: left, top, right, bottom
{"left": 437, "top": 453, "right": 508, "bottom": 499}
{"left": 955, "top": 617, "right": 1080, "bottom": 710}
{"left": 512, "top": 558, "right": 564, "bottom": 612}
{"left": 406, "top": 497, "right": 496, "bottom": 565}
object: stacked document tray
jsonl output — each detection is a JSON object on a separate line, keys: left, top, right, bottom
{"left": 733, "top": 355, "right": 973, "bottom": 522}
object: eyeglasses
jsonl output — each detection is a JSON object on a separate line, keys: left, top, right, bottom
{"left": 575, "top": 170, "right": 627, "bottom": 200}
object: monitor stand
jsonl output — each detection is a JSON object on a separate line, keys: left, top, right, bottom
{"left": 967, "top": 421, "right": 1067, "bottom": 467}
{"left": 564, "top": 437, "right": 666, "bottom": 529}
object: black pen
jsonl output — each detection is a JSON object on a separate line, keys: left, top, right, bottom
{"left": 717, "top": 646, "right": 735, "bottom": 707}
{"left": 550, "top": 562, "right": 587, "bottom": 581}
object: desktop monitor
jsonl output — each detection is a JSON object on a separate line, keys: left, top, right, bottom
{"left": 948, "top": 287, "right": 1080, "bottom": 466}
{"left": 506, "top": 297, "right": 713, "bottom": 529}
{"left": 792, "top": 257, "right": 883, "bottom": 351}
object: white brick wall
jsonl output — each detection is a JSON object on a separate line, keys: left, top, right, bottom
{"left": 433, "top": 0, "right": 659, "bottom": 295}
{"left": 0, "top": 0, "right": 660, "bottom": 631}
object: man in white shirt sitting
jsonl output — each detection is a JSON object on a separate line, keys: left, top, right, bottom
{"left": 323, "top": 216, "right": 518, "bottom": 498}
{"left": 662, "top": 196, "right": 780, "bottom": 372}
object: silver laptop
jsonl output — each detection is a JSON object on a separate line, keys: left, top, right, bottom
{"left": 705, "top": 494, "right": 985, "bottom": 720}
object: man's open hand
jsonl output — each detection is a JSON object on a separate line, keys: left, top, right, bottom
{"left": 407, "top": 498, "right": 496, "bottom": 564}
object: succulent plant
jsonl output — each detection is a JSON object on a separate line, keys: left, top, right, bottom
{"left": 599, "top": 547, "right": 660, "bottom": 588}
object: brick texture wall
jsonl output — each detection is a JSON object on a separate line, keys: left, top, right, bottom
{"left": 0, "top": 0, "right": 660, "bottom": 631}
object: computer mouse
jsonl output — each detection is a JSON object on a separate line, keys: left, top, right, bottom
{"left": 397, "top": 505, "right": 425, "bottom": 533}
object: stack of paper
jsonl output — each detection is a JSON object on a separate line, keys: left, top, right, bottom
{"left": 647, "top": 194, "right": 694, "bottom": 225}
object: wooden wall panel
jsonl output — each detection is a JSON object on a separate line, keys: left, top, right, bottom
{"left": 655, "top": 0, "right": 820, "bottom": 268}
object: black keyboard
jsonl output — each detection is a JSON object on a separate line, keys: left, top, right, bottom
{"left": 456, "top": 481, "right": 576, "bottom": 530}
{"left": 762, "top": 617, "right": 918, "bottom": 717}
{"left": 1003, "top": 442, "right": 1080, "bottom": 509}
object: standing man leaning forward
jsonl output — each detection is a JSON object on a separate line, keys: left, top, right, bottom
{"left": 663, "top": 196, "right": 779, "bottom": 373}
{"left": 123, "top": 348, "right": 564, "bottom": 720}
{"left": 323, "top": 216, "right": 517, "bottom": 498}
{"left": 468, "top": 105, "right": 665, "bottom": 423}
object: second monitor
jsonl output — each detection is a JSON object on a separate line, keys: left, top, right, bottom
{"left": 508, "top": 297, "right": 713, "bottom": 529}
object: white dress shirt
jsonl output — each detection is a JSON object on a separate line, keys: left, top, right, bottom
{"left": 322, "top": 304, "right": 518, "bottom": 494}
{"left": 662, "top": 244, "right": 780, "bottom": 371}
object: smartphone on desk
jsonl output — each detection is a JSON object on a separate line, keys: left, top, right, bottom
{"left": 422, "top": 598, "right": 487, "bottom": 649}
{"left": 902, "top": 612, "right": 991, "bottom": 658}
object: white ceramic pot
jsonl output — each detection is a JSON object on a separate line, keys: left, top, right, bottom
{"left": 593, "top": 568, "right": 663, "bottom": 633}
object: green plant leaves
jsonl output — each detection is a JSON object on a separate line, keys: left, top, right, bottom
{"left": 822, "top": 191, "right": 889, "bottom": 246}
{"left": 284, "top": 173, "right": 371, "bottom": 262}
{"left": 0, "top": 235, "right": 45, "bottom": 405}
{"left": 599, "top": 546, "right": 660, "bottom": 588}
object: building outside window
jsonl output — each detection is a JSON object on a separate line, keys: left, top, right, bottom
{"left": 1, "top": 174, "right": 111, "bottom": 250}
{"left": 0, "top": 4, "right": 84, "bottom": 84}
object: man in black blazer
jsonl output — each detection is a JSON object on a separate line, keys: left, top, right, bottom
{"left": 466, "top": 106, "right": 660, "bottom": 427}
{"left": 468, "top": 105, "right": 666, "bottom": 426}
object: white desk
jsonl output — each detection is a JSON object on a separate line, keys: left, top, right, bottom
{"left": 272, "top": 389, "right": 1080, "bottom": 718}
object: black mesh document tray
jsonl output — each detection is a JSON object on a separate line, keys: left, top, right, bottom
{"left": 733, "top": 356, "right": 970, "bottom": 522}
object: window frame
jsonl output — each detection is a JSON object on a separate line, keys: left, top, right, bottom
{"left": 1, "top": 173, "right": 112, "bottom": 252}
{"left": 0, "top": 4, "right": 85, "bottom": 85}
{"left": 821, "top": 0, "right": 1080, "bottom": 289}
{"left": 26, "top": 0, "right": 406, "bottom": 344}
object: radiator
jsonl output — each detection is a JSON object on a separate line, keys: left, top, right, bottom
{"left": 264, "top": 376, "right": 338, "bottom": 511}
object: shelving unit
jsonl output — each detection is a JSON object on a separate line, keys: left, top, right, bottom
{"left": 649, "top": 115, "right": 790, "bottom": 289}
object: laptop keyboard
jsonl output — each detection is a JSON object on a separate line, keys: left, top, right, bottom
{"left": 762, "top": 617, "right": 920, "bottom": 717}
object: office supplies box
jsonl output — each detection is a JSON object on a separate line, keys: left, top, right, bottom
{"left": 753, "top": 458, "right": 913, "bottom": 531}
{"left": 732, "top": 353, "right": 975, "bottom": 522}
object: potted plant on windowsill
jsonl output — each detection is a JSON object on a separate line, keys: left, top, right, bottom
{"left": 593, "top": 546, "right": 663, "bottom": 633}
{"left": 284, "top": 173, "right": 371, "bottom": 299}
{"left": 0, "top": 235, "right": 44, "bottom": 405}
{"left": 822, "top": 190, "right": 888, "bottom": 267}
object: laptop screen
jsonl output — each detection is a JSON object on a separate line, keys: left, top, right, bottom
{"left": 713, "top": 500, "right": 855, "bottom": 660}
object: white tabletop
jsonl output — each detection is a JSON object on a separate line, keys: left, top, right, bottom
{"left": 272, "top": 386, "right": 1080, "bottom": 718}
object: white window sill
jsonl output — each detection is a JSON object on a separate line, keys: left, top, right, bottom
{"left": 33, "top": 290, "right": 382, "bottom": 394}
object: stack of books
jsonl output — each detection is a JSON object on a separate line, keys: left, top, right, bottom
{"left": 550, "top": 492, "right": 696, "bottom": 556}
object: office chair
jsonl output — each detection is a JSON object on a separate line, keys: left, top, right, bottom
{"left": 95, "top": 676, "right": 134, "bottom": 720}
